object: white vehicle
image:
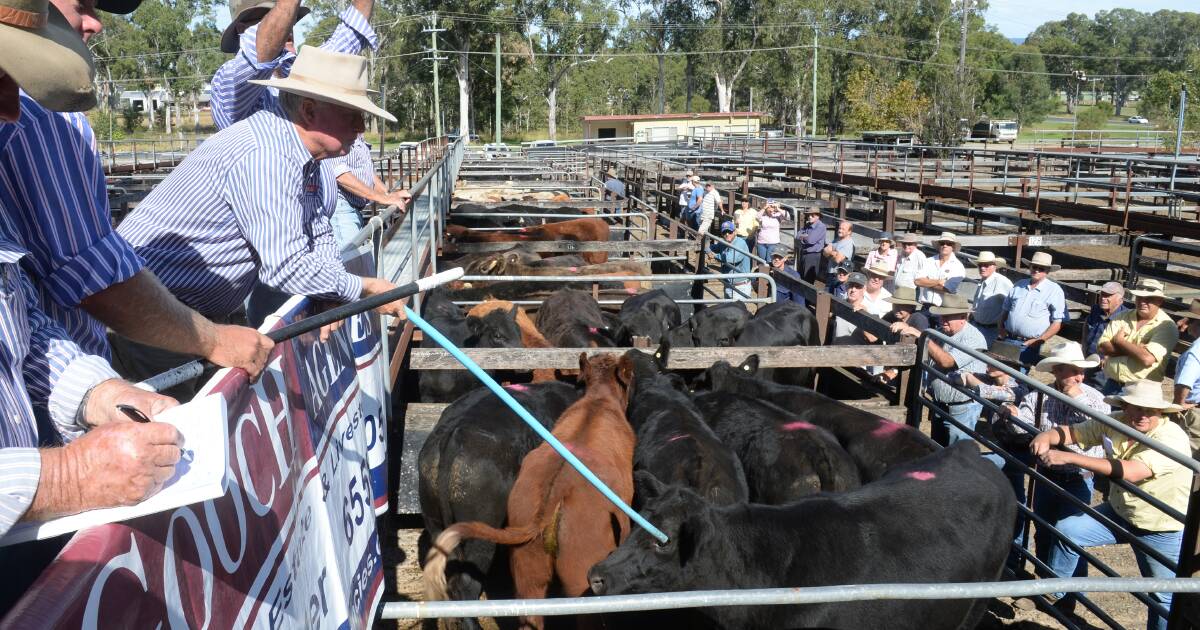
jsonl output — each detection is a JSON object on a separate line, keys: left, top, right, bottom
{"left": 482, "top": 143, "right": 512, "bottom": 157}
{"left": 1127, "top": 115, "right": 1150, "bottom": 125}
{"left": 523, "top": 139, "right": 558, "bottom": 148}
{"left": 970, "top": 119, "right": 1019, "bottom": 143}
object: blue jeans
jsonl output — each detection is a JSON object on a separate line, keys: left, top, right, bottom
{"left": 756, "top": 242, "right": 776, "bottom": 262}
{"left": 1047, "top": 502, "right": 1180, "bottom": 630}
{"left": 931, "top": 400, "right": 983, "bottom": 447}
{"left": 331, "top": 198, "right": 364, "bottom": 250}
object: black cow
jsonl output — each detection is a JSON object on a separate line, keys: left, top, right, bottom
{"left": 663, "top": 321, "right": 695, "bottom": 348}
{"left": 618, "top": 289, "right": 682, "bottom": 345}
{"left": 625, "top": 349, "right": 748, "bottom": 505}
{"left": 418, "top": 381, "right": 580, "bottom": 628}
{"left": 535, "top": 288, "right": 615, "bottom": 347}
{"left": 588, "top": 442, "right": 1017, "bottom": 630}
{"left": 689, "top": 302, "right": 750, "bottom": 347}
{"left": 692, "top": 390, "right": 859, "bottom": 503}
{"left": 694, "top": 357, "right": 937, "bottom": 482}
{"left": 417, "top": 291, "right": 526, "bottom": 402}
{"left": 733, "top": 300, "right": 819, "bottom": 386}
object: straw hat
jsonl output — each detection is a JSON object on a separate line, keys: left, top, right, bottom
{"left": 897, "top": 232, "right": 920, "bottom": 245}
{"left": 1174, "top": 298, "right": 1200, "bottom": 321}
{"left": 1128, "top": 278, "right": 1167, "bottom": 299}
{"left": 889, "top": 285, "right": 920, "bottom": 306}
{"left": 975, "top": 251, "right": 1007, "bottom": 268}
{"left": 864, "top": 261, "right": 893, "bottom": 279}
{"left": 933, "top": 232, "right": 960, "bottom": 248}
{"left": 1034, "top": 341, "right": 1099, "bottom": 372}
{"left": 250, "top": 46, "right": 396, "bottom": 122}
{"left": 804, "top": 207, "right": 822, "bottom": 215}
{"left": 1023, "top": 252, "right": 1061, "bottom": 272}
{"left": 1104, "top": 379, "right": 1183, "bottom": 413}
{"left": 221, "top": 0, "right": 311, "bottom": 53}
{"left": 0, "top": 0, "right": 97, "bottom": 112}
{"left": 606, "top": 168, "right": 617, "bottom": 177}
{"left": 929, "top": 292, "right": 972, "bottom": 316}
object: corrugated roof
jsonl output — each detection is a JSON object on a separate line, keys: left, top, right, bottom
{"left": 582, "top": 112, "right": 764, "bottom": 122}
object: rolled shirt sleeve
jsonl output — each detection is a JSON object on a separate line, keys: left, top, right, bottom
{"left": 0, "top": 448, "right": 41, "bottom": 538}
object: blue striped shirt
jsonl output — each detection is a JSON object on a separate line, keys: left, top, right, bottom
{"left": 0, "top": 93, "right": 145, "bottom": 358}
{"left": 210, "top": 5, "right": 377, "bottom": 131}
{"left": 330, "top": 136, "right": 376, "bottom": 209}
{"left": 117, "top": 109, "right": 363, "bottom": 318}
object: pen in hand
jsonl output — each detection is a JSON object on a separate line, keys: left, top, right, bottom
{"left": 115, "top": 405, "right": 192, "bottom": 463}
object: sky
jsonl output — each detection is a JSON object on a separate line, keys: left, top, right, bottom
{"left": 984, "top": 0, "right": 1197, "bottom": 39}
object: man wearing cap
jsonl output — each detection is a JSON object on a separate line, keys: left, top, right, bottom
{"left": 822, "top": 220, "right": 855, "bottom": 287}
{"left": 1083, "top": 281, "right": 1129, "bottom": 389}
{"left": 827, "top": 264, "right": 851, "bottom": 299}
{"left": 832, "top": 272, "right": 876, "bottom": 345}
{"left": 971, "top": 251, "right": 1013, "bottom": 346}
{"left": 1173, "top": 299, "right": 1200, "bottom": 456}
{"left": 1097, "top": 279, "right": 1179, "bottom": 394}
{"left": 864, "top": 232, "right": 897, "bottom": 273}
{"left": 1031, "top": 380, "right": 1192, "bottom": 629}
{"left": 710, "top": 221, "right": 752, "bottom": 300}
{"left": 913, "top": 232, "right": 965, "bottom": 308}
{"left": 685, "top": 175, "right": 704, "bottom": 226}
{"left": 676, "top": 179, "right": 694, "bottom": 220}
{"left": 1000, "top": 342, "right": 1108, "bottom": 578}
{"left": 328, "top": 134, "right": 412, "bottom": 247}
{"left": 769, "top": 252, "right": 805, "bottom": 306}
{"left": 998, "top": 252, "right": 1068, "bottom": 366}
{"left": 117, "top": 47, "right": 409, "bottom": 386}
{"left": 924, "top": 293, "right": 986, "bottom": 446}
{"left": 794, "top": 208, "right": 826, "bottom": 283}
{"left": 891, "top": 232, "right": 927, "bottom": 292}
{"left": 0, "top": 0, "right": 185, "bottom": 548}
{"left": 603, "top": 168, "right": 626, "bottom": 201}
{"left": 211, "top": 0, "right": 377, "bottom": 130}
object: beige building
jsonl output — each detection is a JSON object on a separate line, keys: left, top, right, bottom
{"left": 581, "top": 112, "right": 763, "bottom": 143}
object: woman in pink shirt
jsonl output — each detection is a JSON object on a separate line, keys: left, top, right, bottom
{"left": 755, "top": 202, "right": 787, "bottom": 261}
{"left": 864, "top": 232, "right": 898, "bottom": 272}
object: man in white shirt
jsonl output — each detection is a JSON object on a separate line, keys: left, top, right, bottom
{"left": 892, "top": 232, "right": 927, "bottom": 292}
{"left": 914, "top": 232, "right": 965, "bottom": 307}
{"left": 971, "top": 251, "right": 1014, "bottom": 346}
{"left": 862, "top": 261, "right": 894, "bottom": 317}
{"left": 697, "top": 182, "right": 722, "bottom": 236}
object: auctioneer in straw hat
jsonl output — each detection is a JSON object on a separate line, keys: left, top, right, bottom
{"left": 249, "top": 46, "right": 396, "bottom": 122}
{"left": 0, "top": 0, "right": 96, "bottom": 112}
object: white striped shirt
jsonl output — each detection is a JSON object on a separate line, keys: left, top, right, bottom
{"left": 117, "top": 109, "right": 363, "bottom": 318}
{"left": 330, "top": 136, "right": 376, "bottom": 209}
{"left": 209, "top": 5, "right": 377, "bottom": 131}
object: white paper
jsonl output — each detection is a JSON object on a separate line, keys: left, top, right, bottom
{"left": 0, "top": 394, "right": 229, "bottom": 546}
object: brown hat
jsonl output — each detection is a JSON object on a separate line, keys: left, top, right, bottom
{"left": 890, "top": 286, "right": 920, "bottom": 306}
{"left": 221, "top": 0, "right": 311, "bottom": 53}
{"left": 0, "top": 0, "right": 96, "bottom": 112}
{"left": 986, "top": 341, "right": 1024, "bottom": 367}
{"left": 929, "top": 293, "right": 972, "bottom": 316}
{"left": 1174, "top": 298, "right": 1200, "bottom": 321}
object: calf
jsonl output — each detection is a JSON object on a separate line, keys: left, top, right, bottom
{"left": 625, "top": 349, "right": 748, "bottom": 505}
{"left": 425, "top": 354, "right": 638, "bottom": 630}
{"left": 417, "top": 382, "right": 580, "bottom": 629}
{"left": 466, "top": 301, "right": 556, "bottom": 383}
{"left": 733, "top": 300, "right": 819, "bottom": 386}
{"left": 536, "top": 288, "right": 615, "bottom": 347}
{"left": 417, "top": 295, "right": 526, "bottom": 402}
{"left": 445, "top": 218, "right": 610, "bottom": 264}
{"left": 696, "top": 357, "right": 937, "bottom": 481}
{"left": 690, "top": 302, "right": 750, "bottom": 347}
{"left": 693, "top": 390, "right": 860, "bottom": 503}
{"left": 588, "top": 443, "right": 1016, "bottom": 630}
{"left": 618, "top": 289, "right": 682, "bottom": 345}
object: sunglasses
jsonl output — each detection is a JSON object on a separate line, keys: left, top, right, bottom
{"left": 1030, "top": 265, "right": 1049, "bottom": 272}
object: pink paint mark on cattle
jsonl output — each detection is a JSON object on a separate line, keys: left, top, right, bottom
{"left": 781, "top": 421, "right": 816, "bottom": 432}
{"left": 588, "top": 327, "right": 599, "bottom": 334}
{"left": 505, "top": 383, "right": 530, "bottom": 392}
{"left": 569, "top": 266, "right": 579, "bottom": 272}
{"left": 906, "top": 471, "right": 936, "bottom": 481}
{"left": 871, "top": 420, "right": 905, "bottom": 438}
{"left": 666, "top": 433, "right": 691, "bottom": 443}
{"left": 626, "top": 288, "right": 638, "bottom": 294}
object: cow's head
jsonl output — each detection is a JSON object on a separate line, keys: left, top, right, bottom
{"left": 578, "top": 352, "right": 635, "bottom": 405}
{"left": 466, "top": 306, "right": 523, "bottom": 348}
{"left": 664, "top": 322, "right": 695, "bottom": 348}
{"left": 691, "top": 356, "right": 758, "bottom": 393}
{"left": 588, "top": 471, "right": 714, "bottom": 595}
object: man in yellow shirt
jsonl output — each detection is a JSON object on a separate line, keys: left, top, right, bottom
{"left": 1029, "top": 380, "right": 1192, "bottom": 629}
{"left": 1097, "top": 279, "right": 1179, "bottom": 394}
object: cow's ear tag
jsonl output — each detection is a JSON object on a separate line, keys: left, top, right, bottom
{"left": 742, "top": 364, "right": 751, "bottom": 371}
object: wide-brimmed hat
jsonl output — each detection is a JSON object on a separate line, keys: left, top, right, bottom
{"left": 1174, "top": 298, "right": 1200, "bottom": 321}
{"left": 1104, "top": 379, "right": 1183, "bottom": 413}
{"left": 897, "top": 232, "right": 920, "bottom": 245}
{"left": 986, "top": 341, "right": 1024, "bottom": 367}
{"left": 606, "top": 168, "right": 617, "bottom": 177}
{"left": 932, "top": 232, "right": 960, "bottom": 248}
{"left": 1023, "top": 252, "right": 1061, "bottom": 272}
{"left": 0, "top": 0, "right": 96, "bottom": 112}
{"left": 929, "top": 292, "right": 972, "bottom": 316}
{"left": 890, "top": 286, "right": 920, "bottom": 306}
{"left": 1034, "top": 341, "right": 1099, "bottom": 372}
{"left": 249, "top": 46, "right": 396, "bottom": 122}
{"left": 864, "top": 261, "right": 893, "bottom": 278}
{"left": 975, "top": 251, "right": 1006, "bottom": 268}
{"left": 876, "top": 231, "right": 894, "bottom": 244}
{"left": 804, "top": 207, "right": 822, "bottom": 215}
{"left": 221, "top": 0, "right": 311, "bottom": 53}
{"left": 95, "top": 0, "right": 145, "bottom": 14}
{"left": 1128, "top": 278, "right": 1167, "bottom": 299}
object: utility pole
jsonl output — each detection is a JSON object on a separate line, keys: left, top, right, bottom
{"left": 957, "top": 0, "right": 969, "bottom": 80}
{"left": 1169, "top": 85, "right": 1188, "bottom": 213}
{"left": 423, "top": 13, "right": 447, "bottom": 138}
{"left": 495, "top": 34, "right": 502, "bottom": 145}
{"left": 810, "top": 25, "right": 818, "bottom": 137}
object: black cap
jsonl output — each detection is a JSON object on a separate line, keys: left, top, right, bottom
{"left": 95, "top": 0, "right": 144, "bottom": 14}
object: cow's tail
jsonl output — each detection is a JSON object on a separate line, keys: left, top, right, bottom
{"left": 422, "top": 520, "right": 540, "bottom": 601}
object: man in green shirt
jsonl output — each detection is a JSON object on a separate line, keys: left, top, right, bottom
{"left": 1029, "top": 379, "right": 1192, "bottom": 629}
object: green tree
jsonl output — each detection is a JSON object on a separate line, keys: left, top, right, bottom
{"left": 1076, "top": 102, "right": 1113, "bottom": 130}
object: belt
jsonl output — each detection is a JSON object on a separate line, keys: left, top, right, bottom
{"left": 943, "top": 399, "right": 976, "bottom": 407}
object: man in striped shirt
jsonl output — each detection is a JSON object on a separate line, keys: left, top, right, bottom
{"left": 0, "top": 0, "right": 274, "bottom": 408}
{"left": 118, "top": 48, "right": 405, "bottom": 378}
{"left": 328, "top": 134, "right": 410, "bottom": 248}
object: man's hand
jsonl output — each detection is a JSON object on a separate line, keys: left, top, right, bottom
{"left": 83, "top": 379, "right": 178, "bottom": 429}
{"left": 387, "top": 189, "right": 412, "bottom": 210}
{"left": 1038, "top": 448, "right": 1074, "bottom": 467}
{"left": 361, "top": 277, "right": 406, "bottom": 318}
{"left": 1029, "top": 431, "right": 1055, "bottom": 457}
{"left": 206, "top": 324, "right": 274, "bottom": 381}
{"left": 1023, "top": 338, "right": 1041, "bottom": 348}
{"left": 316, "top": 300, "right": 349, "bottom": 343}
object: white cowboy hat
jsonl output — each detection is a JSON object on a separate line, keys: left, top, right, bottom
{"left": 1034, "top": 341, "right": 1099, "bottom": 372}
{"left": 249, "top": 46, "right": 396, "bottom": 122}
{"left": 974, "top": 251, "right": 1007, "bottom": 268}
{"left": 1128, "top": 278, "right": 1167, "bottom": 299}
{"left": 0, "top": 0, "right": 96, "bottom": 112}
{"left": 1023, "top": 252, "right": 1061, "bottom": 272}
{"left": 932, "top": 232, "right": 960, "bottom": 248}
{"left": 1104, "top": 379, "right": 1183, "bottom": 413}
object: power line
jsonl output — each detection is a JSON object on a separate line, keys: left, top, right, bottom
{"left": 819, "top": 44, "right": 1155, "bottom": 78}
{"left": 93, "top": 46, "right": 222, "bottom": 61}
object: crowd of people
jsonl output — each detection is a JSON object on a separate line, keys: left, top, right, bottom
{"left": 0, "top": 0, "right": 413, "bottom": 605}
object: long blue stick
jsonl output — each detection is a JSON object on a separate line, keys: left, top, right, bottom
{"left": 404, "top": 306, "right": 669, "bottom": 544}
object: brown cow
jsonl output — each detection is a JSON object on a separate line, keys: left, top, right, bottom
{"left": 445, "top": 218, "right": 611, "bottom": 264}
{"left": 466, "top": 301, "right": 556, "bottom": 382}
{"left": 423, "top": 353, "right": 637, "bottom": 630}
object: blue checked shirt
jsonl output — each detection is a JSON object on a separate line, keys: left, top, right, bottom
{"left": 117, "top": 109, "right": 363, "bottom": 318}
{"left": 0, "top": 93, "right": 145, "bottom": 358}
{"left": 330, "top": 136, "right": 376, "bottom": 209}
{"left": 210, "top": 5, "right": 378, "bottom": 131}
{"left": 0, "top": 239, "right": 121, "bottom": 536}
